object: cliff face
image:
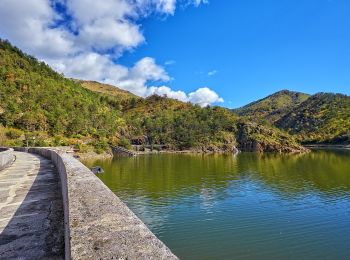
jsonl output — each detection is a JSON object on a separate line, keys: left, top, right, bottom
{"left": 236, "top": 123, "right": 309, "bottom": 153}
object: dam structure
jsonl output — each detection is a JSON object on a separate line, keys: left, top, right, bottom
{"left": 0, "top": 147, "right": 177, "bottom": 259}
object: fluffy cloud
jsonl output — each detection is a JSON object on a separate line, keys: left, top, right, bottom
{"left": 110, "top": 57, "right": 171, "bottom": 96}
{"left": 147, "top": 86, "right": 188, "bottom": 101}
{"left": 0, "top": 0, "right": 74, "bottom": 59}
{"left": 188, "top": 88, "right": 224, "bottom": 107}
{"left": 146, "top": 86, "right": 224, "bottom": 107}
{"left": 0, "top": 0, "right": 222, "bottom": 106}
{"left": 66, "top": 0, "right": 144, "bottom": 52}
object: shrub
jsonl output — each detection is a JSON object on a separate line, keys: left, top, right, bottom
{"left": 117, "top": 136, "right": 131, "bottom": 149}
{"left": 6, "top": 128, "right": 23, "bottom": 139}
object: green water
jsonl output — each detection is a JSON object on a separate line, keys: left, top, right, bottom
{"left": 83, "top": 150, "right": 350, "bottom": 259}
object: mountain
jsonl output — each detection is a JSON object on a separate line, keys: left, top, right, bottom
{"left": 276, "top": 93, "right": 350, "bottom": 144}
{"left": 122, "top": 94, "right": 306, "bottom": 153}
{"left": 235, "top": 89, "right": 350, "bottom": 145}
{"left": 0, "top": 39, "right": 122, "bottom": 152}
{"left": 233, "top": 90, "right": 310, "bottom": 124}
{"left": 0, "top": 39, "right": 306, "bottom": 153}
{"left": 78, "top": 80, "right": 138, "bottom": 102}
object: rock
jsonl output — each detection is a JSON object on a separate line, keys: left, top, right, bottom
{"left": 90, "top": 166, "right": 104, "bottom": 174}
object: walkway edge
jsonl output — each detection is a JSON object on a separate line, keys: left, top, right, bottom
{"left": 14, "top": 147, "right": 178, "bottom": 260}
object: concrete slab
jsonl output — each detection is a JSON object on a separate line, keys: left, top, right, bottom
{"left": 0, "top": 152, "right": 64, "bottom": 259}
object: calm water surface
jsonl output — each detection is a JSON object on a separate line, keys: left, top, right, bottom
{"left": 83, "top": 150, "right": 350, "bottom": 259}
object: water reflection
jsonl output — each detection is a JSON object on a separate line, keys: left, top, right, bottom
{"left": 84, "top": 150, "right": 350, "bottom": 200}
{"left": 83, "top": 150, "right": 350, "bottom": 260}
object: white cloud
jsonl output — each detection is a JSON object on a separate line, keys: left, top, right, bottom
{"left": 78, "top": 18, "right": 144, "bottom": 51}
{"left": 208, "top": 70, "right": 217, "bottom": 76}
{"left": 131, "top": 57, "right": 170, "bottom": 82}
{"left": 192, "top": 0, "right": 209, "bottom": 7}
{"left": 0, "top": 0, "right": 222, "bottom": 106}
{"left": 66, "top": 0, "right": 135, "bottom": 25}
{"left": 146, "top": 86, "right": 224, "bottom": 107}
{"left": 66, "top": 0, "right": 144, "bottom": 52}
{"left": 0, "top": 0, "right": 74, "bottom": 59}
{"left": 147, "top": 86, "right": 188, "bottom": 101}
{"left": 155, "top": 0, "right": 177, "bottom": 14}
{"left": 188, "top": 87, "right": 224, "bottom": 107}
{"left": 114, "top": 57, "right": 170, "bottom": 96}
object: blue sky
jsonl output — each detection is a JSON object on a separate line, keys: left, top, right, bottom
{"left": 0, "top": 0, "right": 349, "bottom": 108}
{"left": 122, "top": 0, "right": 350, "bottom": 107}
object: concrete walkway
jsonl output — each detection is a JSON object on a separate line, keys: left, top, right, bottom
{"left": 0, "top": 152, "right": 64, "bottom": 259}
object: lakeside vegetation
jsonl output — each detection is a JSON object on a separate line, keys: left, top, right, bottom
{"left": 0, "top": 39, "right": 348, "bottom": 153}
{"left": 234, "top": 90, "right": 350, "bottom": 145}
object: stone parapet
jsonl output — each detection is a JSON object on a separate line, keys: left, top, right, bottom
{"left": 13, "top": 147, "right": 177, "bottom": 260}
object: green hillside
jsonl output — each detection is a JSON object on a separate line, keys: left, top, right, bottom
{"left": 234, "top": 90, "right": 310, "bottom": 124}
{"left": 123, "top": 95, "right": 239, "bottom": 151}
{"left": 276, "top": 93, "right": 350, "bottom": 144}
{"left": 82, "top": 83, "right": 306, "bottom": 152}
{"left": 0, "top": 39, "right": 123, "bottom": 151}
{"left": 0, "top": 39, "right": 306, "bottom": 153}
{"left": 235, "top": 89, "right": 350, "bottom": 145}
{"left": 78, "top": 80, "right": 136, "bottom": 99}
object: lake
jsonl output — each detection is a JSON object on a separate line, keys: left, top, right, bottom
{"left": 83, "top": 149, "right": 350, "bottom": 259}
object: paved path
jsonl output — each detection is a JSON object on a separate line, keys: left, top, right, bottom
{"left": 0, "top": 152, "right": 64, "bottom": 259}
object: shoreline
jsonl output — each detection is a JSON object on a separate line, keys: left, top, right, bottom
{"left": 76, "top": 146, "right": 312, "bottom": 161}
{"left": 303, "top": 144, "right": 350, "bottom": 150}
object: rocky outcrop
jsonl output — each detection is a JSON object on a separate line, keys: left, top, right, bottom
{"left": 236, "top": 123, "right": 309, "bottom": 153}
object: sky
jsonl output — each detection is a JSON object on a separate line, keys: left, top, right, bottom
{"left": 0, "top": 0, "right": 349, "bottom": 108}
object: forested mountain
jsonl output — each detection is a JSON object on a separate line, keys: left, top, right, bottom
{"left": 0, "top": 39, "right": 305, "bottom": 153}
{"left": 0, "top": 39, "right": 123, "bottom": 152}
{"left": 233, "top": 90, "right": 310, "bottom": 124}
{"left": 276, "top": 93, "right": 350, "bottom": 144}
{"left": 235, "top": 90, "right": 350, "bottom": 145}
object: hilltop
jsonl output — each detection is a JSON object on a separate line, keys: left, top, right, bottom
{"left": 0, "top": 39, "right": 306, "bottom": 153}
{"left": 236, "top": 90, "right": 350, "bottom": 145}
{"left": 78, "top": 80, "right": 138, "bottom": 102}
{"left": 233, "top": 90, "right": 310, "bottom": 124}
{"left": 276, "top": 93, "right": 350, "bottom": 144}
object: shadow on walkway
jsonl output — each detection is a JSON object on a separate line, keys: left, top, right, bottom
{"left": 0, "top": 153, "right": 64, "bottom": 259}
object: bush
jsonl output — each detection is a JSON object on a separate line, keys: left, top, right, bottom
{"left": 117, "top": 136, "right": 131, "bottom": 149}
{"left": 6, "top": 128, "right": 23, "bottom": 139}
{"left": 93, "top": 139, "right": 109, "bottom": 154}
{"left": 74, "top": 143, "right": 91, "bottom": 153}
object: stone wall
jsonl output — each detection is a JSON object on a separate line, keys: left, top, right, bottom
{"left": 15, "top": 147, "right": 177, "bottom": 260}
{"left": 0, "top": 148, "right": 15, "bottom": 171}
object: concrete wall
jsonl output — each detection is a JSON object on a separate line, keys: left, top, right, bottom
{"left": 0, "top": 148, "right": 15, "bottom": 171}
{"left": 15, "top": 147, "right": 177, "bottom": 260}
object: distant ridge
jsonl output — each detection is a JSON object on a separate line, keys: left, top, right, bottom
{"left": 234, "top": 89, "right": 350, "bottom": 145}
{"left": 233, "top": 89, "right": 310, "bottom": 123}
{"left": 276, "top": 92, "right": 350, "bottom": 144}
